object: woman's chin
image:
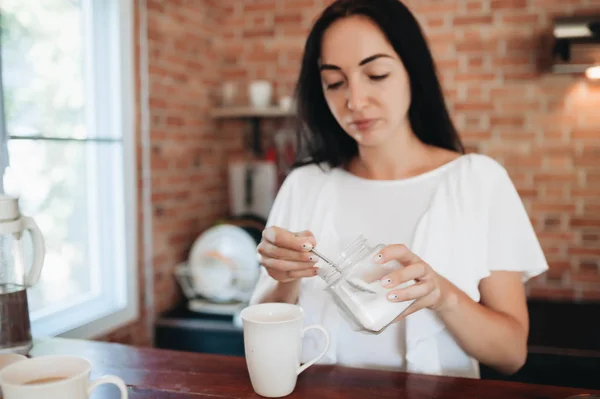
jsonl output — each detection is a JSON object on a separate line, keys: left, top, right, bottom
{"left": 352, "top": 129, "right": 387, "bottom": 147}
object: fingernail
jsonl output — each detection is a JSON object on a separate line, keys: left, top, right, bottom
{"left": 387, "top": 293, "right": 398, "bottom": 301}
{"left": 302, "top": 243, "right": 313, "bottom": 251}
{"left": 264, "top": 228, "right": 276, "bottom": 242}
{"left": 373, "top": 253, "right": 383, "bottom": 263}
{"left": 381, "top": 277, "right": 392, "bottom": 287}
{"left": 313, "top": 268, "right": 318, "bottom": 275}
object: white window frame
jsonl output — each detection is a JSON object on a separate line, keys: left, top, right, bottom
{"left": 2, "top": 0, "right": 139, "bottom": 339}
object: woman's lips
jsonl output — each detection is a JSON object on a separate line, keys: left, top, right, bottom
{"left": 351, "top": 119, "right": 378, "bottom": 132}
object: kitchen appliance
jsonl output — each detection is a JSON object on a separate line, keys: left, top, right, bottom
{"left": 228, "top": 159, "right": 277, "bottom": 222}
{"left": 0, "top": 195, "right": 45, "bottom": 355}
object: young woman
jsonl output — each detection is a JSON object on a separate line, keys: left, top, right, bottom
{"left": 250, "top": 0, "right": 548, "bottom": 379}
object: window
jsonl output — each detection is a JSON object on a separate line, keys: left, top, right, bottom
{"left": 0, "top": 0, "right": 138, "bottom": 338}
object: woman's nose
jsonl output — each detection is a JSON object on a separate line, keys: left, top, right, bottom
{"left": 345, "top": 81, "right": 368, "bottom": 111}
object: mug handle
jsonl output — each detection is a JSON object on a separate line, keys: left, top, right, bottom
{"left": 21, "top": 216, "right": 46, "bottom": 287}
{"left": 88, "top": 375, "right": 128, "bottom": 399}
{"left": 297, "top": 325, "right": 330, "bottom": 375}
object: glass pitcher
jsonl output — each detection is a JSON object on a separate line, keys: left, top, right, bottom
{"left": 0, "top": 195, "right": 45, "bottom": 354}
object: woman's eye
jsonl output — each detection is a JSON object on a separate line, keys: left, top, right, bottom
{"left": 326, "top": 81, "right": 344, "bottom": 90}
{"left": 370, "top": 74, "right": 389, "bottom": 81}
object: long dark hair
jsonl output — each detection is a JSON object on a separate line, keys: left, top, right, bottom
{"left": 293, "top": 0, "right": 464, "bottom": 169}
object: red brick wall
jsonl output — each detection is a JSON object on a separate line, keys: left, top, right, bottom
{"left": 102, "top": 0, "right": 600, "bottom": 345}
{"left": 100, "top": 0, "right": 234, "bottom": 345}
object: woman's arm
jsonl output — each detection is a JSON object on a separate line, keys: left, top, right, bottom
{"left": 378, "top": 244, "right": 528, "bottom": 375}
{"left": 434, "top": 271, "right": 528, "bottom": 374}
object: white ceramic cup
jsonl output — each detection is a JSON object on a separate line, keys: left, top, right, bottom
{"left": 0, "top": 354, "right": 27, "bottom": 372}
{"left": 0, "top": 355, "right": 128, "bottom": 399}
{"left": 241, "top": 303, "right": 330, "bottom": 398}
{"left": 0, "top": 354, "right": 27, "bottom": 397}
{"left": 248, "top": 80, "right": 272, "bottom": 108}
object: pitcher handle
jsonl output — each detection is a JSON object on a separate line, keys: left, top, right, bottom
{"left": 297, "top": 325, "right": 330, "bottom": 375}
{"left": 22, "top": 216, "right": 45, "bottom": 287}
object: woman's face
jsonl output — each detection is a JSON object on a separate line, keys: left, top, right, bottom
{"left": 319, "top": 16, "right": 411, "bottom": 147}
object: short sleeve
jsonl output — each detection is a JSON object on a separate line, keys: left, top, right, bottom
{"left": 486, "top": 168, "right": 549, "bottom": 282}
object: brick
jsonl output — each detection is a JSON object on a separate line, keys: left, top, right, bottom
{"left": 579, "top": 289, "right": 600, "bottom": 301}
{"left": 502, "top": 14, "right": 540, "bottom": 24}
{"left": 503, "top": 72, "right": 540, "bottom": 80}
{"left": 543, "top": 215, "right": 562, "bottom": 229}
{"left": 528, "top": 287, "right": 576, "bottom": 301}
{"left": 426, "top": 17, "right": 447, "bottom": 28}
{"left": 490, "top": 116, "right": 526, "bottom": 127}
{"left": 573, "top": 189, "right": 600, "bottom": 198}
{"left": 571, "top": 270, "right": 600, "bottom": 284}
{"left": 412, "top": 3, "right": 460, "bottom": 13}
{"left": 274, "top": 13, "right": 302, "bottom": 24}
{"left": 455, "top": 102, "right": 494, "bottom": 111}
{"left": 455, "top": 73, "right": 497, "bottom": 82}
{"left": 571, "top": 218, "right": 600, "bottom": 228}
{"left": 243, "top": 29, "right": 274, "bottom": 38}
{"left": 573, "top": 130, "right": 600, "bottom": 140}
{"left": 243, "top": 2, "right": 275, "bottom": 12}
{"left": 466, "top": 1, "right": 483, "bottom": 11}
{"left": 494, "top": 55, "right": 533, "bottom": 66}
{"left": 453, "top": 15, "right": 493, "bottom": 25}
{"left": 534, "top": 172, "right": 577, "bottom": 182}
{"left": 499, "top": 101, "right": 542, "bottom": 112}
{"left": 491, "top": 0, "right": 528, "bottom": 9}
{"left": 281, "top": 0, "right": 316, "bottom": 10}
{"left": 517, "top": 188, "right": 538, "bottom": 198}
{"left": 584, "top": 203, "right": 600, "bottom": 213}
{"left": 568, "top": 247, "right": 600, "bottom": 256}
{"left": 533, "top": 203, "right": 576, "bottom": 213}
{"left": 582, "top": 232, "right": 600, "bottom": 243}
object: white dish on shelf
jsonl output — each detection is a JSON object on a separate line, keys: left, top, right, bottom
{"left": 183, "top": 224, "right": 260, "bottom": 303}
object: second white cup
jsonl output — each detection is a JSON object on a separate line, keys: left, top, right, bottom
{"left": 241, "top": 303, "right": 329, "bottom": 398}
{"left": 0, "top": 355, "right": 128, "bottom": 399}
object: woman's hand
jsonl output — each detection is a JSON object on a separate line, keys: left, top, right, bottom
{"left": 376, "top": 244, "right": 459, "bottom": 319}
{"left": 257, "top": 226, "right": 319, "bottom": 283}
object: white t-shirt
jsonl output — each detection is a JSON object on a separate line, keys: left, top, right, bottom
{"left": 250, "top": 154, "right": 548, "bottom": 378}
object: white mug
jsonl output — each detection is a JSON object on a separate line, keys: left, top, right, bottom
{"left": 0, "top": 354, "right": 27, "bottom": 397}
{"left": 241, "top": 303, "right": 330, "bottom": 398}
{"left": 0, "top": 355, "right": 128, "bottom": 399}
{"left": 248, "top": 80, "right": 272, "bottom": 108}
{"left": 0, "top": 354, "right": 27, "bottom": 372}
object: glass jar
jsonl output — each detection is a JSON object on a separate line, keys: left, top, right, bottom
{"left": 317, "top": 236, "right": 414, "bottom": 334}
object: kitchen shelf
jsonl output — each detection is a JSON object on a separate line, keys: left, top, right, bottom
{"left": 210, "top": 106, "right": 296, "bottom": 156}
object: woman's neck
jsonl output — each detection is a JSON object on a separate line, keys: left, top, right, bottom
{"left": 347, "top": 124, "right": 459, "bottom": 181}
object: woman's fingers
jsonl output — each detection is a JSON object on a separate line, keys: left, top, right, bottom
{"left": 381, "top": 262, "right": 429, "bottom": 288}
{"left": 267, "top": 267, "right": 319, "bottom": 282}
{"left": 260, "top": 256, "right": 317, "bottom": 273}
{"left": 375, "top": 244, "right": 421, "bottom": 266}
{"left": 257, "top": 240, "right": 317, "bottom": 263}
{"left": 386, "top": 279, "right": 433, "bottom": 302}
{"left": 262, "top": 226, "right": 316, "bottom": 252}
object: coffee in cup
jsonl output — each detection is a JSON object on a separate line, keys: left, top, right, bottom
{"left": 0, "top": 355, "right": 128, "bottom": 399}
